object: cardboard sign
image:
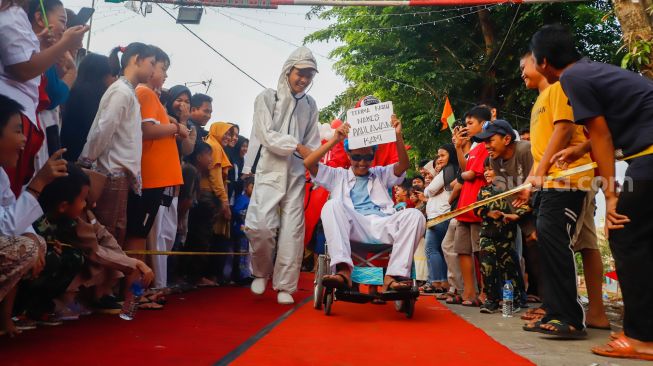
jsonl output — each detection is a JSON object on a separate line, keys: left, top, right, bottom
{"left": 346, "top": 101, "right": 396, "bottom": 149}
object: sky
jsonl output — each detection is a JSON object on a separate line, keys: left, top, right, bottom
{"left": 63, "top": 0, "right": 623, "bottom": 226}
{"left": 66, "top": 0, "right": 346, "bottom": 138}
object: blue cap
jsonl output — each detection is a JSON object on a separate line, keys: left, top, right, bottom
{"left": 472, "top": 119, "right": 517, "bottom": 142}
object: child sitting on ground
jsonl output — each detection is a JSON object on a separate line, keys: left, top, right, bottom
{"left": 19, "top": 164, "right": 155, "bottom": 323}
{"left": 475, "top": 158, "right": 529, "bottom": 314}
{"left": 19, "top": 163, "right": 89, "bottom": 325}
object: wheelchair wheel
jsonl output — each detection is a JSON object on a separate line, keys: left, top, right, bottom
{"left": 405, "top": 298, "right": 415, "bottom": 319}
{"left": 313, "top": 256, "right": 327, "bottom": 309}
{"left": 324, "top": 290, "right": 333, "bottom": 315}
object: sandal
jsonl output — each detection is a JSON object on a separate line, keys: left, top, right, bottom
{"left": 520, "top": 307, "right": 546, "bottom": 321}
{"left": 322, "top": 273, "right": 352, "bottom": 289}
{"left": 462, "top": 297, "right": 482, "bottom": 307}
{"left": 537, "top": 319, "right": 587, "bottom": 339}
{"left": 382, "top": 277, "right": 411, "bottom": 293}
{"left": 445, "top": 294, "right": 463, "bottom": 304}
{"left": 591, "top": 334, "right": 653, "bottom": 361}
{"left": 522, "top": 320, "right": 544, "bottom": 333}
{"left": 526, "top": 294, "right": 542, "bottom": 303}
{"left": 419, "top": 283, "right": 436, "bottom": 294}
{"left": 138, "top": 298, "right": 164, "bottom": 310}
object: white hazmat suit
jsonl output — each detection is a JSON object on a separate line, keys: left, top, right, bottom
{"left": 243, "top": 47, "right": 321, "bottom": 294}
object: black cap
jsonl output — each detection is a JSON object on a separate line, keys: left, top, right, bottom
{"left": 472, "top": 119, "right": 517, "bottom": 142}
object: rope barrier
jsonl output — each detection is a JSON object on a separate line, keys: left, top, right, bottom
{"left": 426, "top": 144, "right": 653, "bottom": 228}
{"left": 54, "top": 242, "right": 247, "bottom": 256}
{"left": 50, "top": 146, "right": 653, "bottom": 251}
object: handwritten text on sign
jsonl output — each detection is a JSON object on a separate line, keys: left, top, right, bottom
{"left": 346, "top": 101, "right": 396, "bottom": 149}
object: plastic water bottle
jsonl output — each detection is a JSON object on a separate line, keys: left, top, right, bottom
{"left": 502, "top": 280, "right": 514, "bottom": 318}
{"left": 119, "top": 282, "right": 144, "bottom": 321}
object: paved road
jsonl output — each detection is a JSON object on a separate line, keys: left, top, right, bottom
{"left": 439, "top": 298, "right": 645, "bottom": 366}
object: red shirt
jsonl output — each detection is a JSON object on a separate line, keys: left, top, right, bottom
{"left": 456, "top": 143, "right": 488, "bottom": 223}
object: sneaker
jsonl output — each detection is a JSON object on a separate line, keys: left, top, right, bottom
{"left": 480, "top": 301, "right": 500, "bottom": 314}
{"left": 513, "top": 304, "right": 522, "bottom": 314}
{"left": 36, "top": 313, "right": 63, "bottom": 326}
{"left": 91, "top": 295, "right": 123, "bottom": 315}
{"left": 68, "top": 301, "right": 93, "bottom": 316}
{"left": 55, "top": 307, "right": 80, "bottom": 321}
{"left": 250, "top": 277, "right": 267, "bottom": 295}
{"left": 277, "top": 291, "right": 294, "bottom": 305}
{"left": 12, "top": 315, "right": 37, "bottom": 331}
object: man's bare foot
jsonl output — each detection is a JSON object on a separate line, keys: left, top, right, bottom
{"left": 586, "top": 311, "right": 610, "bottom": 329}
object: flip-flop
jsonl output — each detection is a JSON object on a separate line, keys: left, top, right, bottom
{"left": 138, "top": 301, "right": 164, "bottom": 310}
{"left": 383, "top": 279, "right": 411, "bottom": 294}
{"left": 520, "top": 307, "right": 546, "bottom": 320}
{"left": 591, "top": 334, "right": 653, "bottom": 361}
{"left": 537, "top": 319, "right": 587, "bottom": 339}
{"left": 522, "top": 320, "right": 544, "bottom": 333}
{"left": 526, "top": 294, "right": 542, "bottom": 303}
{"left": 322, "top": 273, "right": 352, "bottom": 289}
{"left": 461, "top": 297, "right": 482, "bottom": 307}
{"left": 445, "top": 294, "right": 463, "bottom": 304}
{"left": 436, "top": 292, "right": 450, "bottom": 300}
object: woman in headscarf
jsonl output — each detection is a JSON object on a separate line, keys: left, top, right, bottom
{"left": 164, "top": 85, "right": 196, "bottom": 158}
{"left": 422, "top": 143, "right": 460, "bottom": 293}
{"left": 225, "top": 135, "right": 248, "bottom": 204}
{"left": 204, "top": 122, "right": 235, "bottom": 237}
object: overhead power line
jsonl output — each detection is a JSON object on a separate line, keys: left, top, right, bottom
{"left": 156, "top": 3, "right": 266, "bottom": 89}
{"left": 219, "top": 4, "right": 500, "bottom": 32}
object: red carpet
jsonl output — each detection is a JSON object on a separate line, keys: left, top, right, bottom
{"left": 232, "top": 295, "right": 535, "bottom": 366}
{"left": 0, "top": 274, "right": 313, "bottom": 366}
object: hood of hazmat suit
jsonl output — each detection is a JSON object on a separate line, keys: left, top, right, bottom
{"left": 244, "top": 47, "right": 321, "bottom": 294}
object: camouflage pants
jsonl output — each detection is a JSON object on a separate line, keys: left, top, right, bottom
{"left": 479, "top": 237, "right": 524, "bottom": 303}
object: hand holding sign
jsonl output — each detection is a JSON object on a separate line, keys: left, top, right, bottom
{"left": 346, "top": 101, "right": 396, "bottom": 149}
{"left": 391, "top": 114, "right": 402, "bottom": 135}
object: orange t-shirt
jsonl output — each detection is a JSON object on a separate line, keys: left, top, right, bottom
{"left": 136, "top": 86, "right": 183, "bottom": 189}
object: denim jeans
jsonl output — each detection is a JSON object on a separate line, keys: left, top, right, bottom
{"left": 425, "top": 220, "right": 449, "bottom": 283}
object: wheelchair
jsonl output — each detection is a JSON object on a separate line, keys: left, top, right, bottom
{"left": 313, "top": 241, "right": 419, "bottom": 318}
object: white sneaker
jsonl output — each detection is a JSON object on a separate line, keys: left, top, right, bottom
{"left": 277, "top": 291, "right": 294, "bottom": 305}
{"left": 250, "top": 277, "right": 267, "bottom": 295}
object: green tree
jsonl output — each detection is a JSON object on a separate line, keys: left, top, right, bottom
{"left": 306, "top": 1, "right": 622, "bottom": 159}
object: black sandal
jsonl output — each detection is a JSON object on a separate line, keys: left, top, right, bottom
{"left": 322, "top": 273, "right": 352, "bottom": 289}
{"left": 419, "top": 283, "right": 436, "bottom": 293}
{"left": 522, "top": 320, "right": 544, "bottom": 333}
{"left": 537, "top": 319, "right": 587, "bottom": 339}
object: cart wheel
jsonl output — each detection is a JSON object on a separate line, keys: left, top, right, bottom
{"left": 405, "top": 298, "right": 415, "bottom": 319}
{"left": 324, "top": 290, "right": 333, "bottom": 315}
{"left": 394, "top": 300, "right": 404, "bottom": 312}
{"left": 313, "top": 256, "right": 326, "bottom": 309}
